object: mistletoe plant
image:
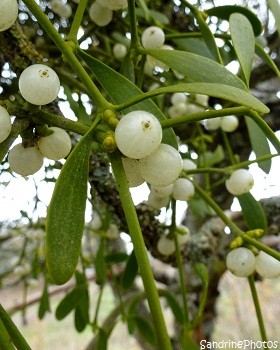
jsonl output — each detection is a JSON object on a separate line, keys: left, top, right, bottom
{"left": 0, "top": 0, "right": 280, "bottom": 349}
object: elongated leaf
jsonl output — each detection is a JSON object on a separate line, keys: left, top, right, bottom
{"left": 55, "top": 285, "right": 86, "bottom": 320}
{"left": 0, "top": 318, "right": 14, "bottom": 350}
{"left": 142, "top": 49, "right": 248, "bottom": 91}
{"left": 230, "top": 13, "right": 255, "bottom": 87}
{"left": 245, "top": 117, "right": 272, "bottom": 173}
{"left": 46, "top": 129, "right": 93, "bottom": 285}
{"left": 205, "top": 5, "right": 262, "bottom": 36}
{"left": 105, "top": 252, "right": 128, "bottom": 266}
{"left": 129, "top": 315, "right": 157, "bottom": 346}
{"left": 75, "top": 293, "right": 89, "bottom": 332}
{"left": 77, "top": 48, "right": 177, "bottom": 149}
{"left": 121, "top": 249, "right": 138, "bottom": 290}
{"left": 96, "top": 328, "right": 108, "bottom": 350}
{"left": 173, "top": 38, "right": 214, "bottom": 59}
{"left": 255, "top": 43, "right": 280, "bottom": 79}
{"left": 127, "top": 83, "right": 269, "bottom": 114}
{"left": 38, "top": 282, "right": 50, "bottom": 320}
{"left": 161, "top": 290, "right": 184, "bottom": 325}
{"left": 238, "top": 192, "right": 267, "bottom": 231}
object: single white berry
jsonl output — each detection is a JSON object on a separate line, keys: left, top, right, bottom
{"left": 225, "top": 169, "right": 254, "bottom": 196}
{"left": 139, "top": 144, "right": 183, "bottom": 187}
{"left": 157, "top": 235, "right": 175, "bottom": 256}
{"left": 8, "top": 143, "right": 44, "bottom": 176}
{"left": 141, "top": 26, "right": 165, "bottom": 49}
{"left": 176, "top": 225, "right": 191, "bottom": 245}
{"left": 106, "top": 0, "right": 128, "bottom": 10}
{"left": 255, "top": 251, "right": 280, "bottom": 279}
{"left": 122, "top": 157, "right": 145, "bottom": 188}
{"left": 220, "top": 115, "right": 239, "bottom": 132}
{"left": 113, "top": 43, "right": 128, "bottom": 60}
{"left": 38, "top": 127, "right": 71, "bottom": 160}
{"left": 151, "top": 184, "right": 174, "bottom": 198}
{"left": 172, "top": 178, "right": 195, "bottom": 201}
{"left": 51, "top": 0, "right": 72, "bottom": 18}
{"left": 147, "top": 191, "right": 169, "bottom": 210}
{"left": 226, "top": 247, "right": 256, "bottom": 277}
{"left": 168, "top": 103, "right": 188, "bottom": 119}
{"left": 203, "top": 117, "right": 221, "bottom": 131}
{"left": 0, "top": 0, "right": 18, "bottom": 32}
{"left": 19, "top": 64, "right": 60, "bottom": 106}
{"left": 186, "top": 103, "right": 204, "bottom": 114}
{"left": 115, "top": 110, "right": 162, "bottom": 159}
{"left": 0, "top": 106, "right": 12, "bottom": 143}
{"left": 182, "top": 159, "right": 197, "bottom": 172}
{"left": 171, "top": 93, "right": 187, "bottom": 106}
{"left": 89, "top": 2, "right": 113, "bottom": 27}
{"left": 195, "top": 94, "right": 209, "bottom": 107}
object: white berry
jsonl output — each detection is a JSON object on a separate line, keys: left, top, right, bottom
{"left": 157, "top": 235, "right": 175, "bottom": 256}
{"left": 255, "top": 251, "right": 280, "bottom": 279}
{"left": 182, "top": 159, "right": 197, "bottom": 172}
{"left": 147, "top": 191, "right": 169, "bottom": 210}
{"left": 141, "top": 26, "right": 165, "bottom": 49}
{"left": 89, "top": 2, "right": 113, "bottom": 27}
{"left": 139, "top": 144, "right": 183, "bottom": 186}
{"left": 19, "top": 64, "right": 60, "bottom": 106}
{"left": 0, "top": 0, "right": 18, "bottom": 32}
{"left": 170, "top": 93, "right": 187, "bottom": 106}
{"left": 151, "top": 184, "right": 174, "bottom": 198}
{"left": 8, "top": 144, "right": 44, "bottom": 176}
{"left": 51, "top": 0, "right": 72, "bottom": 18}
{"left": 106, "top": 0, "right": 128, "bottom": 10}
{"left": 122, "top": 157, "right": 145, "bottom": 188}
{"left": 195, "top": 94, "right": 209, "bottom": 107}
{"left": 226, "top": 247, "right": 256, "bottom": 277}
{"left": 113, "top": 43, "right": 128, "bottom": 60}
{"left": 176, "top": 225, "right": 191, "bottom": 245}
{"left": 0, "top": 106, "right": 12, "bottom": 143}
{"left": 225, "top": 169, "right": 254, "bottom": 196}
{"left": 115, "top": 110, "right": 162, "bottom": 159}
{"left": 38, "top": 127, "right": 72, "bottom": 160}
{"left": 203, "top": 117, "right": 221, "bottom": 131}
{"left": 172, "top": 178, "right": 195, "bottom": 201}
{"left": 168, "top": 103, "right": 188, "bottom": 119}
{"left": 220, "top": 115, "right": 239, "bottom": 132}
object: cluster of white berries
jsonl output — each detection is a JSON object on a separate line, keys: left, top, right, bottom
{"left": 3, "top": 64, "right": 71, "bottom": 176}
{"left": 203, "top": 115, "right": 239, "bottom": 132}
{"left": 115, "top": 110, "right": 183, "bottom": 189}
{"left": 89, "top": 0, "right": 128, "bottom": 27}
{"left": 0, "top": 0, "right": 18, "bottom": 32}
{"left": 157, "top": 225, "right": 190, "bottom": 256}
{"left": 226, "top": 247, "right": 280, "bottom": 279}
{"left": 168, "top": 93, "right": 209, "bottom": 119}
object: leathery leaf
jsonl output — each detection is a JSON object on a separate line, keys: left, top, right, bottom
{"left": 46, "top": 130, "right": 93, "bottom": 285}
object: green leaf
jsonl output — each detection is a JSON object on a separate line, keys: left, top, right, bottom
{"left": 255, "top": 43, "right": 280, "bottom": 79}
{"left": 205, "top": 5, "right": 263, "bottom": 36}
{"left": 205, "top": 145, "right": 225, "bottom": 167}
{"left": 121, "top": 249, "right": 138, "bottom": 290}
{"left": 267, "top": 0, "right": 280, "bottom": 37}
{"left": 161, "top": 290, "right": 184, "bottom": 325}
{"left": 77, "top": 48, "right": 178, "bottom": 149}
{"left": 74, "top": 272, "right": 89, "bottom": 332}
{"left": 229, "top": 13, "right": 255, "bottom": 87}
{"left": 105, "top": 252, "right": 128, "bottom": 266}
{"left": 173, "top": 38, "right": 214, "bottom": 59}
{"left": 245, "top": 117, "right": 272, "bottom": 173}
{"left": 95, "top": 238, "right": 107, "bottom": 285}
{"left": 96, "top": 328, "right": 108, "bottom": 350}
{"left": 130, "top": 83, "right": 269, "bottom": 114}
{"left": 0, "top": 318, "right": 15, "bottom": 350}
{"left": 55, "top": 285, "right": 86, "bottom": 320}
{"left": 120, "top": 53, "right": 135, "bottom": 83}
{"left": 142, "top": 49, "right": 248, "bottom": 91}
{"left": 128, "top": 315, "right": 157, "bottom": 346}
{"left": 46, "top": 129, "right": 93, "bottom": 285}
{"left": 238, "top": 192, "right": 267, "bottom": 231}
{"left": 38, "top": 282, "right": 50, "bottom": 320}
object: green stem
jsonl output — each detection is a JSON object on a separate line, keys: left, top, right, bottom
{"left": 221, "top": 129, "right": 237, "bottom": 165}
{"left": 92, "top": 284, "right": 105, "bottom": 329}
{"left": 247, "top": 275, "right": 269, "bottom": 344}
{"left": 67, "top": 0, "right": 89, "bottom": 42}
{"left": 242, "top": 234, "right": 280, "bottom": 262}
{"left": 191, "top": 180, "right": 244, "bottom": 236}
{"left": 109, "top": 151, "right": 172, "bottom": 350}
{"left": 127, "top": 0, "right": 141, "bottom": 48}
{"left": 22, "top": 0, "right": 111, "bottom": 111}
{"left": 0, "top": 304, "right": 31, "bottom": 350}
{"left": 171, "top": 200, "right": 189, "bottom": 327}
